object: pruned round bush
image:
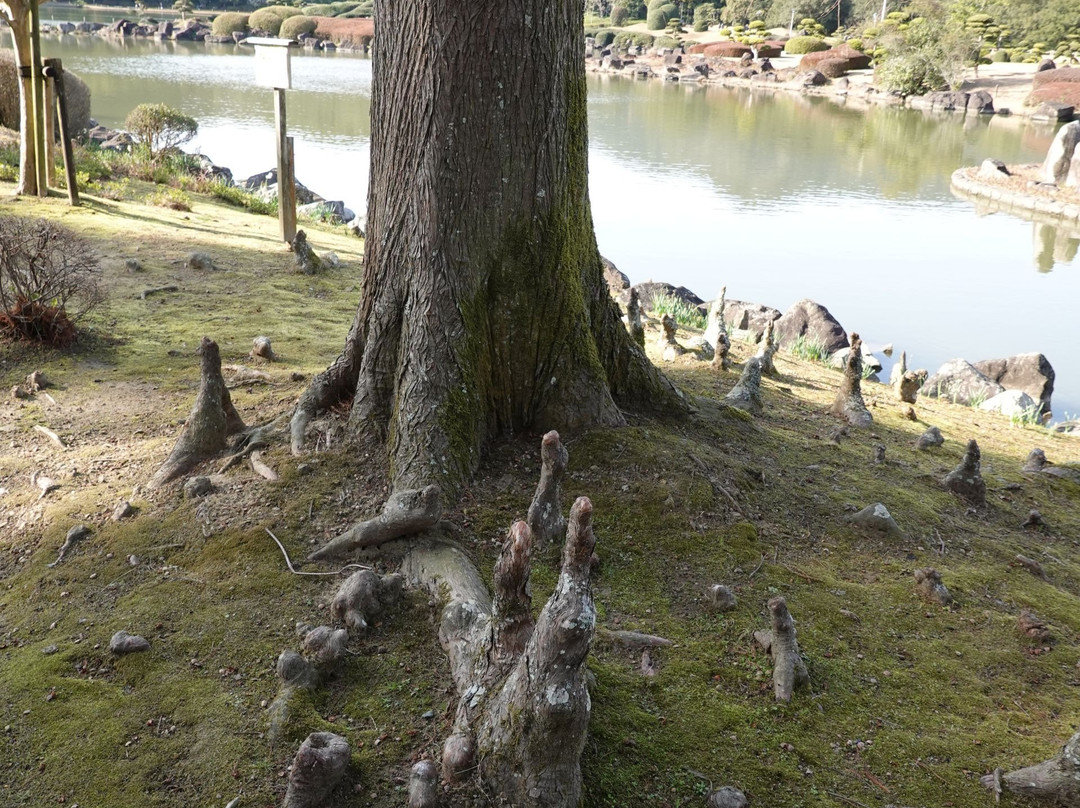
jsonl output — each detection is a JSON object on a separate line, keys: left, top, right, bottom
{"left": 989, "top": 49, "right": 1009, "bottom": 62}
{"left": 610, "top": 5, "right": 629, "bottom": 26}
{"left": 654, "top": 35, "right": 679, "bottom": 48}
{"left": 846, "top": 38, "right": 863, "bottom": 51}
{"left": 311, "top": 16, "right": 373, "bottom": 47}
{"left": 748, "top": 20, "right": 765, "bottom": 30}
{"left": 1032, "top": 67, "right": 1080, "bottom": 87}
{"left": 815, "top": 58, "right": 849, "bottom": 78}
{"left": 613, "top": 31, "right": 654, "bottom": 49}
{"left": 646, "top": 8, "right": 668, "bottom": 30}
{"left": 0, "top": 215, "right": 103, "bottom": 347}
{"left": 785, "top": 36, "right": 828, "bottom": 54}
{"left": 280, "top": 16, "right": 318, "bottom": 39}
{"left": 303, "top": 4, "right": 334, "bottom": 15}
{"left": 248, "top": 6, "right": 302, "bottom": 35}
{"left": 124, "top": 103, "right": 198, "bottom": 159}
{"left": 0, "top": 50, "right": 92, "bottom": 135}
{"left": 594, "top": 30, "right": 615, "bottom": 47}
{"left": 1027, "top": 82, "right": 1080, "bottom": 107}
{"left": 703, "top": 41, "right": 751, "bottom": 58}
{"left": 211, "top": 12, "right": 249, "bottom": 36}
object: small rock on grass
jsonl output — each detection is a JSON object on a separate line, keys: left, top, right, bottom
{"left": 110, "top": 631, "right": 150, "bottom": 655}
{"left": 708, "top": 786, "right": 748, "bottom": 808}
{"left": 183, "top": 476, "right": 213, "bottom": 499}
{"left": 843, "top": 503, "right": 903, "bottom": 539}
{"left": 112, "top": 500, "right": 135, "bottom": 521}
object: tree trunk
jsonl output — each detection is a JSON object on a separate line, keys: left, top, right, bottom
{"left": 291, "top": 0, "right": 686, "bottom": 490}
{"left": 0, "top": 0, "right": 39, "bottom": 195}
{"left": 983, "top": 731, "right": 1080, "bottom": 805}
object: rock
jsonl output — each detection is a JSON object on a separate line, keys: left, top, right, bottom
{"left": 1023, "top": 447, "right": 1048, "bottom": 472}
{"left": 915, "top": 425, "right": 944, "bottom": 450}
{"left": 843, "top": 503, "right": 903, "bottom": 539}
{"left": 920, "top": 359, "right": 1004, "bottom": 406}
{"left": 897, "top": 370, "right": 926, "bottom": 404}
{"left": 708, "top": 786, "right": 748, "bottom": 808}
{"left": 774, "top": 299, "right": 848, "bottom": 354}
{"left": 1033, "top": 102, "right": 1075, "bottom": 123}
{"left": 42, "top": 644, "right": 59, "bottom": 655}
{"left": 973, "top": 353, "right": 1054, "bottom": 416}
{"left": 298, "top": 200, "right": 353, "bottom": 224}
{"left": 112, "top": 500, "right": 135, "bottom": 521}
{"left": 977, "top": 158, "right": 1010, "bottom": 180}
{"left": 1039, "top": 121, "right": 1080, "bottom": 186}
{"left": 620, "top": 281, "right": 703, "bottom": 312}
{"left": 346, "top": 214, "right": 366, "bottom": 237}
{"left": 708, "top": 584, "right": 737, "bottom": 612}
{"left": 157, "top": 20, "right": 174, "bottom": 37}
{"left": 829, "top": 346, "right": 883, "bottom": 375}
{"left": 601, "top": 255, "right": 630, "bottom": 299}
{"left": 183, "top": 476, "right": 213, "bottom": 499}
{"left": 250, "top": 336, "right": 275, "bottom": 361}
{"left": 798, "top": 70, "right": 827, "bottom": 87}
{"left": 242, "top": 169, "right": 321, "bottom": 205}
{"left": 725, "top": 356, "right": 764, "bottom": 415}
{"left": 109, "top": 630, "right": 150, "bottom": 655}
{"left": 942, "top": 439, "right": 986, "bottom": 506}
{"left": 408, "top": 759, "right": 439, "bottom": 808}
{"left": 724, "top": 299, "right": 782, "bottom": 343}
{"left": 979, "top": 390, "right": 1037, "bottom": 418}
{"left": 1036, "top": 58, "right": 1057, "bottom": 72}
{"left": 58, "top": 22, "right": 75, "bottom": 34}
{"left": 186, "top": 252, "right": 215, "bottom": 271}
{"left": 967, "top": 90, "right": 994, "bottom": 115}
{"left": 913, "top": 91, "right": 969, "bottom": 112}
{"left": 914, "top": 568, "right": 952, "bottom": 606}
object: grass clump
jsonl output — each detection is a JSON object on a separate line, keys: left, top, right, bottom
{"left": 787, "top": 334, "right": 831, "bottom": 363}
{"left": 651, "top": 291, "right": 706, "bottom": 330}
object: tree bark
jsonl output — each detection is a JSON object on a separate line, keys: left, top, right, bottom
{"left": 0, "top": 0, "right": 39, "bottom": 196}
{"left": 291, "top": 0, "right": 687, "bottom": 491}
{"left": 983, "top": 731, "right": 1080, "bottom": 805}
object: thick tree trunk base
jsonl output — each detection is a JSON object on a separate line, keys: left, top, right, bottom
{"left": 983, "top": 731, "right": 1080, "bottom": 805}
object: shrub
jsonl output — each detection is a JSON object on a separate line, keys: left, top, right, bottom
{"left": 989, "top": 49, "right": 1009, "bottom": 62}
{"left": 211, "top": 12, "right": 249, "bottom": 36}
{"left": 146, "top": 186, "right": 192, "bottom": 211}
{"left": 303, "top": 4, "right": 334, "bottom": 15}
{"left": 785, "top": 36, "right": 829, "bottom": 54}
{"left": 613, "top": 31, "right": 654, "bottom": 49}
{"left": 1027, "top": 82, "right": 1080, "bottom": 107}
{"left": 124, "top": 103, "right": 198, "bottom": 160}
{"left": 692, "top": 2, "right": 717, "bottom": 32}
{"left": 249, "top": 6, "right": 302, "bottom": 35}
{"left": 788, "top": 335, "right": 831, "bottom": 363}
{"left": 646, "top": 8, "right": 668, "bottom": 30}
{"left": 311, "top": 16, "right": 373, "bottom": 47}
{"left": 846, "top": 38, "right": 864, "bottom": 51}
{"left": 209, "top": 180, "right": 277, "bottom": 215}
{"left": 703, "top": 41, "right": 751, "bottom": 57}
{"left": 610, "top": 5, "right": 629, "bottom": 26}
{"left": 594, "top": 29, "right": 616, "bottom": 47}
{"left": 0, "top": 216, "right": 103, "bottom": 346}
{"left": 280, "top": 16, "right": 318, "bottom": 39}
{"left": 1032, "top": 66, "right": 1080, "bottom": 87}
{"left": 654, "top": 35, "right": 679, "bottom": 48}
{"left": 0, "top": 51, "right": 92, "bottom": 135}
{"left": 748, "top": 20, "right": 766, "bottom": 30}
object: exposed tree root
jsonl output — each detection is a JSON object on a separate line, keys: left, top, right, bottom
{"left": 149, "top": 337, "right": 246, "bottom": 489}
{"left": 330, "top": 569, "right": 404, "bottom": 632}
{"left": 725, "top": 356, "right": 764, "bottom": 415}
{"left": 526, "top": 430, "right": 568, "bottom": 548}
{"left": 830, "top": 333, "right": 872, "bottom": 427}
{"left": 942, "top": 439, "right": 986, "bottom": 506}
{"left": 407, "top": 760, "right": 439, "bottom": 808}
{"left": 755, "top": 596, "right": 809, "bottom": 702}
{"left": 626, "top": 288, "right": 646, "bottom": 349}
{"left": 282, "top": 732, "right": 350, "bottom": 808}
{"left": 1013, "top": 554, "right": 1048, "bottom": 579}
{"left": 982, "top": 731, "right": 1080, "bottom": 805}
{"left": 308, "top": 485, "right": 442, "bottom": 561}
{"left": 756, "top": 318, "right": 779, "bottom": 377}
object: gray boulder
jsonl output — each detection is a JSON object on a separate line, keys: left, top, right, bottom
{"left": 966, "top": 90, "right": 994, "bottom": 115}
{"left": 977, "top": 158, "right": 1010, "bottom": 180}
{"left": 1033, "top": 102, "right": 1075, "bottom": 123}
{"left": 913, "top": 91, "right": 969, "bottom": 112}
{"left": 601, "top": 255, "right": 630, "bottom": 299}
{"left": 921, "top": 358, "right": 1004, "bottom": 406}
{"left": 298, "top": 200, "right": 354, "bottom": 224}
{"left": 979, "top": 390, "right": 1037, "bottom": 418}
{"left": 973, "top": 353, "right": 1054, "bottom": 415}
{"left": 1037, "top": 58, "right": 1057, "bottom": 72}
{"left": 58, "top": 22, "right": 75, "bottom": 34}
{"left": 830, "top": 346, "right": 882, "bottom": 375}
{"left": 724, "top": 299, "right": 782, "bottom": 343}
{"left": 1039, "top": 121, "right": 1080, "bottom": 186}
{"left": 774, "top": 299, "right": 848, "bottom": 354}
{"left": 620, "top": 282, "right": 703, "bottom": 313}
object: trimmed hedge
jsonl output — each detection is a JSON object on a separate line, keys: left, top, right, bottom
{"left": 594, "top": 30, "right": 616, "bottom": 47}
{"left": 703, "top": 41, "right": 752, "bottom": 58}
{"left": 646, "top": 8, "right": 668, "bottom": 30}
{"left": 249, "top": 6, "right": 302, "bottom": 35}
{"left": 0, "top": 50, "right": 92, "bottom": 135}
{"left": 1032, "top": 67, "right": 1080, "bottom": 87}
{"left": 311, "top": 16, "right": 373, "bottom": 48}
{"left": 1027, "top": 82, "right": 1080, "bottom": 107}
{"left": 211, "top": 12, "right": 249, "bottom": 36}
{"left": 785, "top": 35, "right": 829, "bottom": 54}
{"left": 280, "top": 16, "right": 318, "bottom": 39}
{"left": 613, "top": 31, "right": 654, "bottom": 49}
{"left": 610, "top": 5, "right": 629, "bottom": 26}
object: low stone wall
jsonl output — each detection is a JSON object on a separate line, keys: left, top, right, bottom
{"left": 951, "top": 167, "right": 1080, "bottom": 228}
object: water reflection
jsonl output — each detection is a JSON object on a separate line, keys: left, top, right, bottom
{"left": 956, "top": 187, "right": 1080, "bottom": 271}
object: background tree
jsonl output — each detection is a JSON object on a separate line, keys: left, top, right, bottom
{"left": 123, "top": 103, "right": 197, "bottom": 161}
{"left": 292, "top": 0, "right": 688, "bottom": 492}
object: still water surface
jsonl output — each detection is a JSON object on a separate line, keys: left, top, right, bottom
{"left": 13, "top": 30, "right": 1080, "bottom": 418}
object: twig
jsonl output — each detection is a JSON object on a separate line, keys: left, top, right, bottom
{"left": 825, "top": 792, "right": 871, "bottom": 808}
{"left": 218, "top": 441, "right": 265, "bottom": 473}
{"left": 265, "top": 528, "right": 371, "bottom": 577}
{"left": 747, "top": 553, "right": 766, "bottom": 578}
{"left": 33, "top": 424, "right": 65, "bottom": 450}
{"left": 934, "top": 529, "right": 945, "bottom": 556}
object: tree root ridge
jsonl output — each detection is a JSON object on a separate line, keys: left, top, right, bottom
{"left": 308, "top": 484, "right": 442, "bottom": 561}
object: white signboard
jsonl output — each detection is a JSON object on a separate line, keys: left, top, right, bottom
{"left": 248, "top": 38, "right": 293, "bottom": 90}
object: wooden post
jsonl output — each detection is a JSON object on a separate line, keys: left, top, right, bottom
{"left": 43, "top": 59, "right": 79, "bottom": 206}
{"left": 28, "top": 0, "right": 48, "bottom": 197}
{"left": 43, "top": 71, "right": 56, "bottom": 187}
{"left": 274, "top": 87, "right": 297, "bottom": 243}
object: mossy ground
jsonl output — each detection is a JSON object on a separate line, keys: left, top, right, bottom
{"left": 2, "top": 182, "right": 1080, "bottom": 807}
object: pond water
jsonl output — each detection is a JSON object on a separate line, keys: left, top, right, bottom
{"left": 7, "top": 29, "right": 1080, "bottom": 419}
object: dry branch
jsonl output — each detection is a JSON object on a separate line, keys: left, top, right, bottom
{"left": 32, "top": 424, "right": 65, "bottom": 450}
{"left": 250, "top": 450, "right": 279, "bottom": 481}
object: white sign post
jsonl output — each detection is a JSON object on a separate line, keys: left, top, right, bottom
{"left": 244, "top": 37, "right": 296, "bottom": 243}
